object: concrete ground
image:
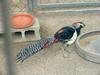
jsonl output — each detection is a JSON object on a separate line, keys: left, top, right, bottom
{"left": 0, "top": 13, "right": 100, "bottom": 75}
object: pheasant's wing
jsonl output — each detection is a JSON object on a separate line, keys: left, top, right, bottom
{"left": 54, "top": 27, "right": 75, "bottom": 43}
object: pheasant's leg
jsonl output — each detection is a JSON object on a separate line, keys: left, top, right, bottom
{"left": 61, "top": 43, "right": 71, "bottom": 58}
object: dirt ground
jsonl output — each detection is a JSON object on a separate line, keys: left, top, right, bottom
{"left": 0, "top": 12, "right": 100, "bottom": 75}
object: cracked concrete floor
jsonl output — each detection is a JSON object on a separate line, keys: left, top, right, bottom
{"left": 0, "top": 13, "right": 100, "bottom": 75}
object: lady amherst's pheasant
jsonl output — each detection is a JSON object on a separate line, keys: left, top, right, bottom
{"left": 16, "top": 22, "right": 85, "bottom": 63}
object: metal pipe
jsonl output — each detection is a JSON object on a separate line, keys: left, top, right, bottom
{"left": 0, "top": 0, "right": 16, "bottom": 75}
{"left": 37, "top": 2, "right": 100, "bottom": 9}
{"left": 32, "top": 0, "right": 38, "bottom": 8}
{"left": 27, "top": 0, "right": 38, "bottom": 13}
{"left": 39, "top": 9, "right": 100, "bottom": 14}
{"left": 27, "top": 0, "right": 34, "bottom": 12}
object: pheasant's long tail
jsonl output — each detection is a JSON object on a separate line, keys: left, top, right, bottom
{"left": 16, "top": 36, "right": 58, "bottom": 63}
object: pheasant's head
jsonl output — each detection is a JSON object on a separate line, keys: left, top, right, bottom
{"left": 72, "top": 22, "right": 85, "bottom": 29}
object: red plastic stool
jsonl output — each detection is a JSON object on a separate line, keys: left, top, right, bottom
{"left": 11, "top": 14, "right": 36, "bottom": 29}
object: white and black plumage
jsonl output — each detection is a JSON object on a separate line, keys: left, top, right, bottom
{"left": 54, "top": 22, "right": 85, "bottom": 46}
{"left": 16, "top": 22, "right": 85, "bottom": 63}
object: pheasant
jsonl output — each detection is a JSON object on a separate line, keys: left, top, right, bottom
{"left": 16, "top": 22, "right": 85, "bottom": 63}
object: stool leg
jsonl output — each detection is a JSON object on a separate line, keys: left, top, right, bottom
{"left": 34, "top": 29, "right": 41, "bottom": 40}
{"left": 21, "top": 31, "right": 26, "bottom": 40}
